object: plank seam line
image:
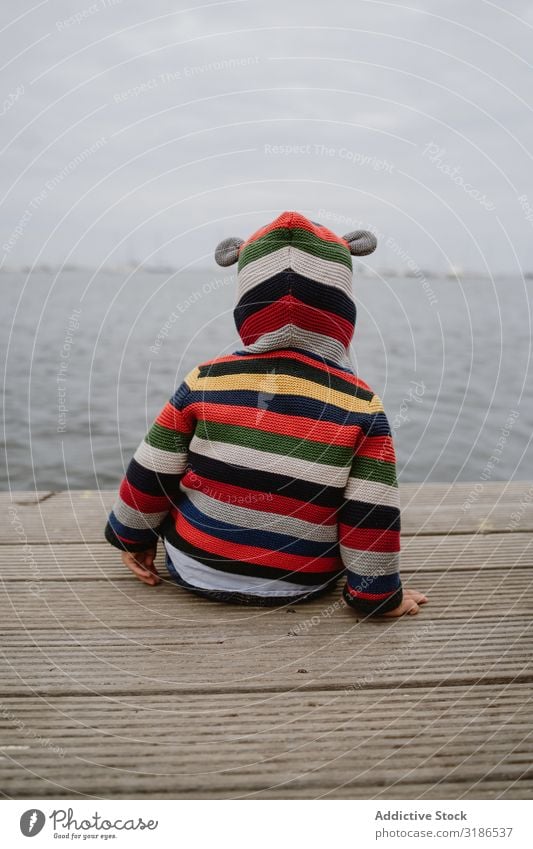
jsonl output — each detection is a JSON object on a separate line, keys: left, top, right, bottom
{"left": 11, "top": 492, "right": 56, "bottom": 505}
{"left": 1, "top": 675, "right": 532, "bottom": 698}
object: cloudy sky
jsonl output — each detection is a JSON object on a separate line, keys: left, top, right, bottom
{"left": 1, "top": 0, "right": 533, "bottom": 273}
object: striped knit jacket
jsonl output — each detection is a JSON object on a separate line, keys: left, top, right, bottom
{"left": 105, "top": 211, "right": 403, "bottom": 615}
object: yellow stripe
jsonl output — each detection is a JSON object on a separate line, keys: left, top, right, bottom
{"left": 184, "top": 366, "right": 201, "bottom": 389}
{"left": 195, "top": 372, "right": 376, "bottom": 412}
{"left": 368, "top": 394, "right": 384, "bottom": 414}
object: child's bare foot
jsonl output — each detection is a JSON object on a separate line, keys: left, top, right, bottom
{"left": 121, "top": 548, "right": 160, "bottom": 586}
{"left": 380, "top": 588, "right": 428, "bottom": 617}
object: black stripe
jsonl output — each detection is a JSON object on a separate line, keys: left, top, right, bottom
{"left": 234, "top": 346, "right": 355, "bottom": 374}
{"left": 187, "top": 451, "right": 344, "bottom": 508}
{"left": 198, "top": 357, "right": 372, "bottom": 400}
{"left": 162, "top": 520, "right": 343, "bottom": 586}
{"left": 340, "top": 501, "right": 401, "bottom": 531}
{"left": 233, "top": 270, "right": 356, "bottom": 329}
{"left": 126, "top": 458, "right": 183, "bottom": 500}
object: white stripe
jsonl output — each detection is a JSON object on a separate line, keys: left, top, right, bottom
{"left": 134, "top": 440, "right": 189, "bottom": 475}
{"left": 113, "top": 496, "right": 167, "bottom": 530}
{"left": 164, "top": 540, "right": 335, "bottom": 597}
{"left": 241, "top": 326, "right": 348, "bottom": 366}
{"left": 185, "top": 487, "right": 338, "bottom": 542}
{"left": 239, "top": 246, "right": 352, "bottom": 298}
{"left": 189, "top": 435, "right": 350, "bottom": 487}
{"left": 340, "top": 544, "right": 400, "bottom": 576}
{"left": 344, "top": 478, "right": 400, "bottom": 508}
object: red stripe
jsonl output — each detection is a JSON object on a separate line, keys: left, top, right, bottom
{"left": 346, "top": 584, "right": 396, "bottom": 601}
{"left": 180, "top": 473, "right": 336, "bottom": 525}
{"left": 175, "top": 513, "right": 340, "bottom": 573}
{"left": 239, "top": 295, "right": 354, "bottom": 347}
{"left": 359, "top": 435, "right": 396, "bottom": 462}
{"left": 119, "top": 479, "right": 170, "bottom": 513}
{"left": 189, "top": 402, "right": 360, "bottom": 447}
{"left": 242, "top": 211, "right": 349, "bottom": 250}
{"left": 199, "top": 349, "right": 371, "bottom": 390}
{"left": 156, "top": 402, "right": 193, "bottom": 432}
{"left": 339, "top": 525, "right": 400, "bottom": 552}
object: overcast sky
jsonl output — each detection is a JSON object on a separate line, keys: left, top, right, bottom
{"left": 1, "top": 0, "right": 533, "bottom": 273}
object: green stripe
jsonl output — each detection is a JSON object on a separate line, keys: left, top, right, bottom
{"left": 349, "top": 456, "right": 398, "bottom": 488}
{"left": 196, "top": 420, "right": 352, "bottom": 468}
{"left": 239, "top": 227, "right": 352, "bottom": 271}
{"left": 145, "top": 422, "right": 190, "bottom": 454}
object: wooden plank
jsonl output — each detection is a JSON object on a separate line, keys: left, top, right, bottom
{"left": 2, "top": 491, "right": 111, "bottom": 544}
{"left": 400, "top": 481, "right": 533, "bottom": 505}
{"left": 0, "top": 685, "right": 530, "bottom": 798}
{"left": 2, "top": 484, "right": 533, "bottom": 543}
{"left": 1, "top": 563, "right": 531, "bottom": 630}
{"left": 401, "top": 533, "right": 533, "bottom": 571}
{"left": 2, "top": 485, "right": 532, "bottom": 799}
{"left": 402, "top": 507, "right": 533, "bottom": 535}
{"left": 244, "top": 780, "right": 533, "bottom": 800}
{"left": 3, "top": 481, "right": 531, "bottom": 508}
{"left": 0, "top": 533, "right": 532, "bottom": 583}
{"left": 1, "top": 782, "right": 525, "bottom": 799}
{"left": 0, "top": 602, "right": 530, "bottom": 695}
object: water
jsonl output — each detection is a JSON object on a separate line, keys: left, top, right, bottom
{"left": 1, "top": 269, "right": 531, "bottom": 490}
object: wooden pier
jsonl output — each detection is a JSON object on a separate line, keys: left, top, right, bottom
{"left": 1, "top": 481, "right": 532, "bottom": 799}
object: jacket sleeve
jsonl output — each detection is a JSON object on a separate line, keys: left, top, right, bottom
{"left": 339, "top": 393, "right": 403, "bottom": 615}
{"left": 104, "top": 371, "right": 197, "bottom": 552}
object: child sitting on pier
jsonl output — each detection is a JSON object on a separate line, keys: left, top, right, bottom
{"left": 105, "top": 211, "right": 427, "bottom": 617}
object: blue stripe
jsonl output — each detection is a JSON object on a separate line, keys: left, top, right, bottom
{"left": 107, "top": 511, "right": 160, "bottom": 543}
{"left": 169, "top": 379, "right": 192, "bottom": 410}
{"left": 186, "top": 388, "right": 382, "bottom": 430}
{"left": 365, "top": 412, "right": 392, "bottom": 437}
{"left": 180, "top": 496, "right": 338, "bottom": 558}
{"left": 346, "top": 571, "right": 401, "bottom": 595}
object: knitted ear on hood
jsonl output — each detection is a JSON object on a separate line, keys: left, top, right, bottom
{"left": 215, "top": 236, "right": 244, "bottom": 267}
{"left": 342, "top": 230, "right": 377, "bottom": 256}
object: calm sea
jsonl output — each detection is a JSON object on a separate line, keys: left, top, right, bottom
{"left": 1, "top": 269, "right": 531, "bottom": 490}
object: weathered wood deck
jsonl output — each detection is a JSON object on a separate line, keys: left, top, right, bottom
{"left": 1, "top": 482, "right": 532, "bottom": 799}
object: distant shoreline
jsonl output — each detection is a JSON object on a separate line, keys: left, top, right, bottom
{"left": 1, "top": 266, "right": 530, "bottom": 281}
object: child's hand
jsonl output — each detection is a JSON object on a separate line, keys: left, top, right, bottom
{"left": 379, "top": 588, "right": 428, "bottom": 617}
{"left": 121, "top": 547, "right": 160, "bottom": 586}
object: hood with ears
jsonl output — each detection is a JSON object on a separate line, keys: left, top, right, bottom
{"left": 215, "top": 210, "right": 377, "bottom": 366}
